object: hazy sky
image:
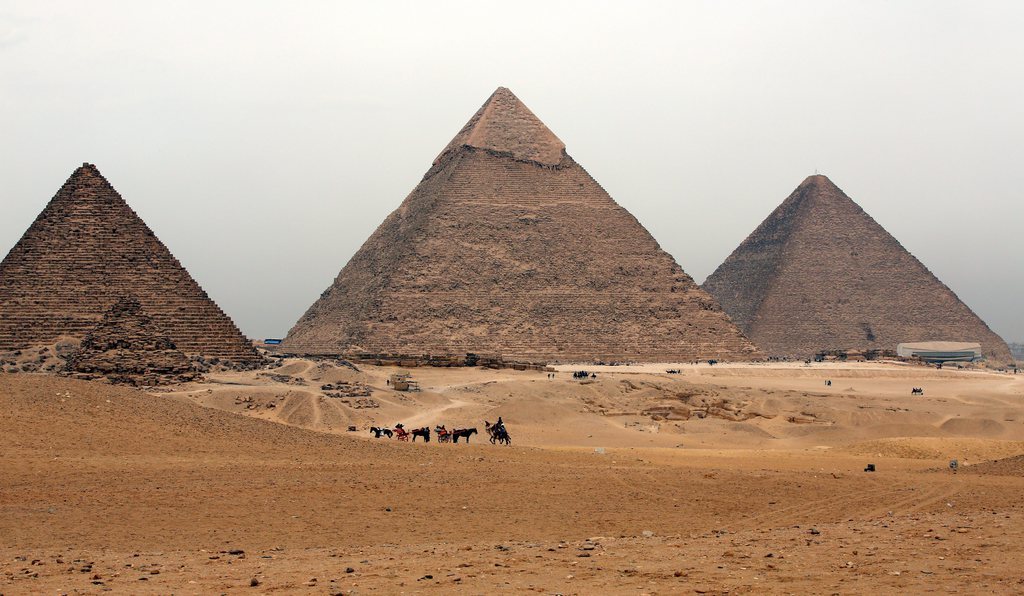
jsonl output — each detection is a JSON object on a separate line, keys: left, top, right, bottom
{"left": 1, "top": 1, "right": 1021, "bottom": 342}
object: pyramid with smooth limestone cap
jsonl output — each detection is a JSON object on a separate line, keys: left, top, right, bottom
{"left": 702, "top": 175, "right": 1011, "bottom": 361}
{"left": 0, "top": 163, "right": 261, "bottom": 364}
{"left": 283, "top": 87, "right": 759, "bottom": 362}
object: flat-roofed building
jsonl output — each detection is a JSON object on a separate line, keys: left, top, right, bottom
{"left": 896, "top": 342, "right": 982, "bottom": 362}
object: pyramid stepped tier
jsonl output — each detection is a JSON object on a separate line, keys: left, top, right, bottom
{"left": 702, "top": 175, "right": 1011, "bottom": 361}
{"left": 0, "top": 164, "right": 261, "bottom": 365}
{"left": 284, "top": 88, "right": 759, "bottom": 362}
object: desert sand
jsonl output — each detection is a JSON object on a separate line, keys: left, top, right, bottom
{"left": 3, "top": 361, "right": 1024, "bottom": 594}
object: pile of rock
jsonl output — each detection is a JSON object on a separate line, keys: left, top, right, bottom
{"left": 66, "top": 296, "right": 198, "bottom": 386}
{"left": 321, "top": 382, "right": 372, "bottom": 398}
{"left": 1, "top": 339, "right": 78, "bottom": 374}
{"left": 340, "top": 397, "right": 379, "bottom": 409}
{"left": 258, "top": 373, "right": 307, "bottom": 385}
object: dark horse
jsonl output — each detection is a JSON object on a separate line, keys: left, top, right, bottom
{"left": 452, "top": 428, "right": 478, "bottom": 444}
{"left": 484, "top": 421, "right": 511, "bottom": 445}
{"left": 411, "top": 427, "right": 431, "bottom": 443}
{"left": 369, "top": 426, "right": 393, "bottom": 439}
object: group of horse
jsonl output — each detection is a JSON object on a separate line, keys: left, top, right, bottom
{"left": 369, "top": 420, "right": 510, "bottom": 445}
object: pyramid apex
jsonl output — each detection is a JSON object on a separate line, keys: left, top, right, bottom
{"left": 791, "top": 174, "right": 851, "bottom": 208}
{"left": 70, "top": 162, "right": 104, "bottom": 181}
{"left": 434, "top": 87, "right": 566, "bottom": 166}
{"left": 800, "top": 173, "right": 837, "bottom": 187}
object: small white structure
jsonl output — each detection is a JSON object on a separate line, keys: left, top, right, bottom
{"left": 897, "top": 341, "right": 982, "bottom": 362}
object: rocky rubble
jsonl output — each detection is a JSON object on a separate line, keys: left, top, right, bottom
{"left": 66, "top": 296, "right": 199, "bottom": 386}
{"left": 320, "top": 382, "right": 372, "bottom": 398}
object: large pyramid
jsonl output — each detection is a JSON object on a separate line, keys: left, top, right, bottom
{"left": 702, "top": 175, "right": 1011, "bottom": 361}
{"left": 0, "top": 164, "right": 261, "bottom": 365}
{"left": 283, "top": 87, "right": 758, "bottom": 362}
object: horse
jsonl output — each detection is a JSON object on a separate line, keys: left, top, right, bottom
{"left": 435, "top": 425, "right": 452, "bottom": 443}
{"left": 393, "top": 426, "right": 411, "bottom": 441}
{"left": 451, "top": 427, "right": 478, "bottom": 444}
{"left": 369, "top": 426, "right": 393, "bottom": 439}
{"left": 484, "top": 421, "right": 511, "bottom": 446}
{"left": 411, "top": 427, "right": 431, "bottom": 443}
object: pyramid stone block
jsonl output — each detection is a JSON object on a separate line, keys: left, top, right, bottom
{"left": 0, "top": 164, "right": 261, "bottom": 365}
{"left": 702, "top": 175, "right": 1011, "bottom": 361}
{"left": 283, "top": 88, "right": 759, "bottom": 362}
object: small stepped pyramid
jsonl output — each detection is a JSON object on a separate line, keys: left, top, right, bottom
{"left": 0, "top": 163, "right": 261, "bottom": 365}
{"left": 702, "top": 175, "right": 1011, "bottom": 361}
{"left": 68, "top": 296, "right": 198, "bottom": 385}
{"left": 283, "top": 87, "right": 759, "bottom": 362}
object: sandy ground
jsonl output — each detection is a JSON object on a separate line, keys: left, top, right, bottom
{"left": 2, "top": 361, "right": 1024, "bottom": 594}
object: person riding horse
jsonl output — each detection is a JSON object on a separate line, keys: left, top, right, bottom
{"left": 485, "top": 418, "right": 511, "bottom": 445}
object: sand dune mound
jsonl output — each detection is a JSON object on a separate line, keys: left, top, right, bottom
{"left": 0, "top": 375, "right": 370, "bottom": 458}
{"left": 965, "top": 454, "right": 1024, "bottom": 476}
{"left": 843, "top": 437, "right": 1024, "bottom": 462}
{"left": 939, "top": 417, "right": 1006, "bottom": 436}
